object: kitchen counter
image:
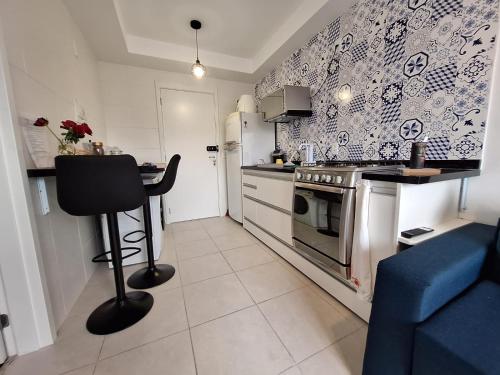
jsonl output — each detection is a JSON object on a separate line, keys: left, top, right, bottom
{"left": 27, "top": 165, "right": 165, "bottom": 178}
{"left": 362, "top": 168, "right": 480, "bottom": 184}
{"left": 241, "top": 165, "right": 296, "bottom": 174}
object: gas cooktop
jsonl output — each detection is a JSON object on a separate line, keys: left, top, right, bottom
{"left": 295, "top": 162, "right": 403, "bottom": 188}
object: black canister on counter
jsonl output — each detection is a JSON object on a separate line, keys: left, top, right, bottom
{"left": 409, "top": 141, "right": 427, "bottom": 169}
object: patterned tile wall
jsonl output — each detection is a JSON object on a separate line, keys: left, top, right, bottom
{"left": 255, "top": 0, "right": 499, "bottom": 161}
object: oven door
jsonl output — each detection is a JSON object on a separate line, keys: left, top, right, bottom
{"left": 292, "top": 182, "right": 355, "bottom": 267}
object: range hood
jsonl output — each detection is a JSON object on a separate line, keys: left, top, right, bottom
{"left": 262, "top": 85, "right": 312, "bottom": 123}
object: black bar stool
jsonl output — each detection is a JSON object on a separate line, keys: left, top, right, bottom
{"left": 55, "top": 155, "right": 154, "bottom": 335}
{"left": 127, "top": 154, "right": 181, "bottom": 289}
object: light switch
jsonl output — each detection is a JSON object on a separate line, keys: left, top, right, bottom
{"left": 36, "top": 177, "right": 50, "bottom": 215}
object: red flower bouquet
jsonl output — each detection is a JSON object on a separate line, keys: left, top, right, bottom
{"left": 33, "top": 117, "right": 93, "bottom": 155}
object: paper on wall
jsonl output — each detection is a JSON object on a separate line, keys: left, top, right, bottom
{"left": 19, "top": 116, "right": 54, "bottom": 168}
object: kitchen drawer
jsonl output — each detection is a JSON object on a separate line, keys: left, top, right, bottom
{"left": 242, "top": 196, "right": 258, "bottom": 223}
{"left": 243, "top": 195, "right": 293, "bottom": 246}
{"left": 242, "top": 172, "right": 293, "bottom": 211}
{"left": 256, "top": 203, "right": 293, "bottom": 245}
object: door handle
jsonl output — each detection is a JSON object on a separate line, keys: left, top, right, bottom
{"left": 208, "top": 155, "right": 217, "bottom": 166}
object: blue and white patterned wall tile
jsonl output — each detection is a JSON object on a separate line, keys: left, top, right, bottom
{"left": 255, "top": 0, "right": 499, "bottom": 160}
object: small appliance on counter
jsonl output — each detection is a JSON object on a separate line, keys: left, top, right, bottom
{"left": 409, "top": 137, "right": 428, "bottom": 168}
{"left": 92, "top": 141, "right": 104, "bottom": 155}
{"left": 271, "top": 148, "right": 286, "bottom": 163}
{"left": 225, "top": 112, "right": 275, "bottom": 223}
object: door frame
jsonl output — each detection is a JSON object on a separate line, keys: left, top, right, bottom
{"left": 155, "top": 83, "right": 224, "bottom": 220}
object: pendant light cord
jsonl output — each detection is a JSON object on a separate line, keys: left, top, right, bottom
{"left": 195, "top": 29, "right": 199, "bottom": 62}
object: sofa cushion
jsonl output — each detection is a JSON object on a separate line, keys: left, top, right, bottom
{"left": 413, "top": 280, "right": 500, "bottom": 375}
{"left": 485, "top": 218, "right": 500, "bottom": 283}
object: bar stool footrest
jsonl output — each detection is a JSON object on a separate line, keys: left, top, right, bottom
{"left": 127, "top": 264, "right": 176, "bottom": 289}
{"left": 91, "top": 247, "right": 142, "bottom": 263}
{"left": 123, "top": 230, "right": 146, "bottom": 243}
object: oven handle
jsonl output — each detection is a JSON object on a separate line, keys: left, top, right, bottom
{"left": 294, "top": 182, "right": 346, "bottom": 194}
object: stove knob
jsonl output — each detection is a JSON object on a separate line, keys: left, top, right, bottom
{"left": 325, "top": 175, "right": 332, "bottom": 183}
{"left": 305, "top": 173, "right": 312, "bottom": 181}
{"left": 313, "top": 174, "right": 320, "bottom": 182}
{"left": 296, "top": 172, "right": 302, "bottom": 180}
{"left": 336, "top": 175, "right": 343, "bottom": 184}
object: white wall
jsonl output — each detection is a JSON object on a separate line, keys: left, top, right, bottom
{"left": 0, "top": 0, "right": 105, "bottom": 343}
{"left": 99, "top": 62, "right": 254, "bottom": 216}
{"left": 0, "top": 20, "right": 53, "bottom": 355}
{"left": 0, "top": 0, "right": 106, "bottom": 155}
{"left": 463, "top": 23, "right": 500, "bottom": 226}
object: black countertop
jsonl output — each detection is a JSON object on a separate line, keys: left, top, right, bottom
{"left": 241, "top": 165, "right": 296, "bottom": 174}
{"left": 361, "top": 168, "right": 480, "bottom": 184}
{"left": 241, "top": 162, "right": 480, "bottom": 184}
{"left": 27, "top": 165, "right": 165, "bottom": 178}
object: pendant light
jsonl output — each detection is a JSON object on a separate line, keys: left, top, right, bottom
{"left": 190, "top": 20, "right": 206, "bottom": 79}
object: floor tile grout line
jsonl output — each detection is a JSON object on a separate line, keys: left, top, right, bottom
{"left": 182, "top": 269, "right": 256, "bottom": 328}
{"left": 219, "top": 246, "right": 276, "bottom": 272}
{"left": 254, "top": 284, "right": 309, "bottom": 305}
{"left": 96, "top": 327, "right": 190, "bottom": 363}
{"left": 56, "top": 360, "right": 97, "bottom": 375}
{"left": 90, "top": 337, "right": 105, "bottom": 375}
{"left": 179, "top": 280, "right": 199, "bottom": 375}
{"left": 306, "top": 283, "right": 363, "bottom": 319}
{"left": 288, "top": 324, "right": 368, "bottom": 369}
{"left": 176, "top": 249, "right": 221, "bottom": 262}
{"left": 232, "top": 268, "right": 297, "bottom": 365}
{"left": 279, "top": 365, "right": 303, "bottom": 375}
{"left": 179, "top": 268, "right": 235, "bottom": 288}
{"left": 187, "top": 302, "right": 256, "bottom": 329}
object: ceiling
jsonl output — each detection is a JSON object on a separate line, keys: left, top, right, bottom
{"left": 64, "top": 0, "right": 354, "bottom": 82}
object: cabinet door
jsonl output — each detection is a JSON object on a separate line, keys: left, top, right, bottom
{"left": 255, "top": 203, "right": 293, "bottom": 245}
{"left": 242, "top": 172, "right": 293, "bottom": 212}
{"left": 368, "top": 186, "right": 397, "bottom": 286}
{"left": 242, "top": 196, "right": 258, "bottom": 223}
{"left": 253, "top": 176, "right": 293, "bottom": 212}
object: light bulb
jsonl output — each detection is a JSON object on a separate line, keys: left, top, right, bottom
{"left": 192, "top": 60, "right": 206, "bottom": 79}
{"left": 338, "top": 84, "right": 352, "bottom": 102}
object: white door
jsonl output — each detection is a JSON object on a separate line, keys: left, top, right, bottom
{"left": 160, "top": 89, "right": 220, "bottom": 222}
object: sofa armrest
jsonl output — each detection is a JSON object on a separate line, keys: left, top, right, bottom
{"left": 363, "top": 223, "right": 496, "bottom": 375}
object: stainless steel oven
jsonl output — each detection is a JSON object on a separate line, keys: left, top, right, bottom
{"left": 293, "top": 179, "right": 355, "bottom": 280}
{"left": 291, "top": 163, "right": 402, "bottom": 282}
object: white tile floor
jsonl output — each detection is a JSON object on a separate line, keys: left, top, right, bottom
{"left": 5, "top": 217, "right": 367, "bottom": 375}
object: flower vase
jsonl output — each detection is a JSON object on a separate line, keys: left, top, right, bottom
{"left": 58, "top": 141, "right": 76, "bottom": 155}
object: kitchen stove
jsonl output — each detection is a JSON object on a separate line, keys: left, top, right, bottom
{"left": 292, "top": 161, "right": 402, "bottom": 283}
{"left": 295, "top": 161, "right": 403, "bottom": 189}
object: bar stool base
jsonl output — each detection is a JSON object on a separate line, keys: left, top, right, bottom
{"left": 127, "top": 264, "right": 176, "bottom": 289}
{"left": 86, "top": 291, "right": 153, "bottom": 335}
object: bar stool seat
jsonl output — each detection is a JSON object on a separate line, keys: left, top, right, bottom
{"left": 56, "top": 155, "right": 154, "bottom": 335}
{"left": 127, "top": 154, "right": 181, "bottom": 289}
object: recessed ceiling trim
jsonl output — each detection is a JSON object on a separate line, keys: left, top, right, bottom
{"left": 112, "top": 0, "right": 336, "bottom": 75}
{"left": 66, "top": 0, "right": 355, "bottom": 82}
{"left": 125, "top": 35, "right": 255, "bottom": 73}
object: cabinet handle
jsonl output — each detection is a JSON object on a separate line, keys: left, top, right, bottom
{"left": 243, "top": 183, "right": 257, "bottom": 189}
{"left": 243, "top": 194, "right": 291, "bottom": 215}
{"left": 370, "top": 187, "right": 396, "bottom": 196}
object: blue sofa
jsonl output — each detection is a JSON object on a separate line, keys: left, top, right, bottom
{"left": 363, "top": 222, "right": 500, "bottom": 375}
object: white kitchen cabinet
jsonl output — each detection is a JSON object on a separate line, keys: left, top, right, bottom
{"left": 241, "top": 169, "right": 294, "bottom": 245}
{"left": 366, "top": 182, "right": 398, "bottom": 287}
{"left": 364, "top": 178, "right": 462, "bottom": 285}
